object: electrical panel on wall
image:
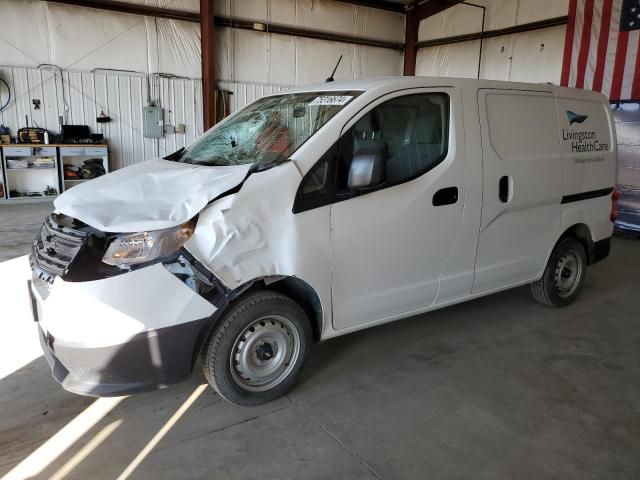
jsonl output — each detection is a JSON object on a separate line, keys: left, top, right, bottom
{"left": 143, "top": 106, "right": 164, "bottom": 138}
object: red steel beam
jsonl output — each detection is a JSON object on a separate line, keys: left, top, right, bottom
{"left": 45, "top": 0, "right": 200, "bottom": 22}
{"left": 412, "top": 0, "right": 466, "bottom": 21}
{"left": 333, "top": 0, "right": 406, "bottom": 13}
{"left": 201, "top": 0, "right": 216, "bottom": 130}
{"left": 403, "top": 8, "right": 420, "bottom": 75}
{"left": 214, "top": 17, "right": 403, "bottom": 50}
{"left": 415, "top": 15, "right": 569, "bottom": 48}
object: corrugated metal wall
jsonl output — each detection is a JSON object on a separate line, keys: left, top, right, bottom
{"left": 217, "top": 80, "right": 288, "bottom": 112}
{"left": 0, "top": 65, "right": 294, "bottom": 170}
{"left": 0, "top": 65, "right": 204, "bottom": 170}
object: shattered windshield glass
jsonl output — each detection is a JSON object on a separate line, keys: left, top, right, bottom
{"left": 176, "top": 91, "right": 360, "bottom": 169}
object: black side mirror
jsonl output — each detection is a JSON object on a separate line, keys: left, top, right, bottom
{"left": 347, "top": 146, "right": 387, "bottom": 191}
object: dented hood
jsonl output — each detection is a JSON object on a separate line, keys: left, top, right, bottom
{"left": 54, "top": 159, "right": 252, "bottom": 232}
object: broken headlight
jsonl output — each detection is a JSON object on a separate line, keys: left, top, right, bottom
{"left": 102, "top": 220, "right": 195, "bottom": 266}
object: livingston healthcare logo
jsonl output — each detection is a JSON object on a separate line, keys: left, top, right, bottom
{"left": 567, "top": 111, "right": 589, "bottom": 125}
{"left": 562, "top": 111, "right": 609, "bottom": 153}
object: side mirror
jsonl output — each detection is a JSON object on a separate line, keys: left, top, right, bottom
{"left": 347, "top": 146, "right": 387, "bottom": 191}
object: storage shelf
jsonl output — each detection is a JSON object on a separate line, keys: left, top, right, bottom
{"left": 7, "top": 167, "right": 56, "bottom": 171}
{"left": 0, "top": 197, "right": 55, "bottom": 204}
{"left": 1, "top": 145, "right": 109, "bottom": 202}
{"left": 7, "top": 194, "right": 58, "bottom": 200}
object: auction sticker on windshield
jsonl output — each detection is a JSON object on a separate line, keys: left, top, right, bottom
{"left": 309, "top": 96, "right": 353, "bottom": 106}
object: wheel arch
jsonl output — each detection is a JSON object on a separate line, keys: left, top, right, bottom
{"left": 191, "top": 275, "right": 325, "bottom": 371}
{"left": 537, "top": 223, "right": 595, "bottom": 283}
{"left": 249, "top": 276, "right": 324, "bottom": 343}
{"left": 559, "top": 223, "right": 597, "bottom": 265}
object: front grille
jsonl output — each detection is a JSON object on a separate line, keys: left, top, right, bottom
{"left": 30, "top": 214, "right": 89, "bottom": 283}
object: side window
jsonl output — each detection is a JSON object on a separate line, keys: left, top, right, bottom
{"left": 350, "top": 93, "right": 449, "bottom": 186}
{"left": 293, "top": 92, "right": 449, "bottom": 214}
{"left": 300, "top": 158, "right": 329, "bottom": 195}
{"left": 294, "top": 142, "right": 338, "bottom": 213}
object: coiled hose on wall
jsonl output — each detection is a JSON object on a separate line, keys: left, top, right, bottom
{"left": 0, "top": 76, "right": 11, "bottom": 112}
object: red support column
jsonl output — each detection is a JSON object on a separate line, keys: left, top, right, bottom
{"left": 201, "top": 0, "right": 216, "bottom": 130}
{"left": 404, "top": 9, "right": 419, "bottom": 76}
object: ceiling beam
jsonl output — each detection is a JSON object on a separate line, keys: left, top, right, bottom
{"left": 214, "top": 17, "right": 404, "bottom": 50}
{"left": 45, "top": 0, "right": 200, "bottom": 22}
{"left": 43, "top": 1, "right": 403, "bottom": 50}
{"left": 410, "top": 0, "right": 466, "bottom": 20}
{"left": 415, "top": 15, "right": 569, "bottom": 48}
{"left": 332, "top": 0, "right": 407, "bottom": 13}
{"left": 47, "top": 0, "right": 408, "bottom": 17}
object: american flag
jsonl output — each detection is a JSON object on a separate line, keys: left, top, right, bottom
{"left": 561, "top": 0, "right": 640, "bottom": 101}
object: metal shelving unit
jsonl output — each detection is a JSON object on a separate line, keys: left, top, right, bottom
{"left": 59, "top": 146, "right": 109, "bottom": 192}
{"left": 0, "top": 144, "right": 110, "bottom": 203}
{"left": 0, "top": 146, "right": 59, "bottom": 202}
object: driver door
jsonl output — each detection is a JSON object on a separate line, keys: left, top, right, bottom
{"left": 329, "top": 88, "right": 466, "bottom": 330}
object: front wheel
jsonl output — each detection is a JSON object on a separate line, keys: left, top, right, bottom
{"left": 200, "top": 290, "right": 311, "bottom": 406}
{"left": 530, "top": 237, "right": 587, "bottom": 307}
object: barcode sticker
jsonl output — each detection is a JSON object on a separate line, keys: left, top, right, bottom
{"left": 309, "top": 96, "right": 353, "bottom": 106}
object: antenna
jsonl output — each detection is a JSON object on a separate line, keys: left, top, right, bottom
{"left": 326, "top": 55, "right": 343, "bottom": 83}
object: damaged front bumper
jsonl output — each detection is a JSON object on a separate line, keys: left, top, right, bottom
{"left": 29, "top": 263, "right": 217, "bottom": 397}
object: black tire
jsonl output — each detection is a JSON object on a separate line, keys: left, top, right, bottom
{"left": 530, "top": 237, "right": 587, "bottom": 307}
{"left": 200, "top": 290, "right": 311, "bottom": 406}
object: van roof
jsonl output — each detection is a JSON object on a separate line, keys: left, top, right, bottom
{"left": 282, "top": 76, "right": 608, "bottom": 102}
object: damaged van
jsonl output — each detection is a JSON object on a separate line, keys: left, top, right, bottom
{"left": 29, "top": 77, "right": 617, "bottom": 405}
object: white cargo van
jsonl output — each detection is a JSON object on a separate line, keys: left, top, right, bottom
{"left": 29, "top": 77, "right": 617, "bottom": 405}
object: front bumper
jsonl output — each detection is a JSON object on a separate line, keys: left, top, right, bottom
{"left": 30, "top": 263, "right": 216, "bottom": 396}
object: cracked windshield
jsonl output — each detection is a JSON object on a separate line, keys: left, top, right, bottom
{"left": 177, "top": 91, "right": 359, "bottom": 169}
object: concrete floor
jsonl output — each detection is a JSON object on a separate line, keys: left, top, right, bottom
{"left": 0, "top": 202, "right": 53, "bottom": 262}
{"left": 0, "top": 203, "right": 639, "bottom": 479}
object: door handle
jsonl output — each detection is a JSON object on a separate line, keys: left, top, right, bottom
{"left": 499, "top": 176, "right": 509, "bottom": 203}
{"left": 433, "top": 187, "right": 459, "bottom": 206}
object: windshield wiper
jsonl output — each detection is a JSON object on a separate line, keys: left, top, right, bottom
{"left": 164, "top": 147, "right": 186, "bottom": 162}
{"left": 250, "top": 158, "right": 286, "bottom": 173}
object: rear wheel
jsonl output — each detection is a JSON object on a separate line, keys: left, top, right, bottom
{"left": 530, "top": 237, "right": 587, "bottom": 307}
{"left": 200, "top": 290, "right": 311, "bottom": 406}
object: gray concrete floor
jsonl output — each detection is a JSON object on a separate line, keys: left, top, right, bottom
{"left": 0, "top": 202, "right": 53, "bottom": 262}
{"left": 0, "top": 204, "right": 639, "bottom": 479}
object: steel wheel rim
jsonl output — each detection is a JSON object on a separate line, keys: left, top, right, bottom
{"left": 230, "top": 315, "right": 300, "bottom": 392}
{"left": 554, "top": 250, "right": 582, "bottom": 298}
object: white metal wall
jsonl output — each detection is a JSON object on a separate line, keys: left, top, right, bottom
{"left": 0, "top": 64, "right": 298, "bottom": 169}
{"left": 217, "top": 80, "right": 288, "bottom": 112}
{"left": 0, "top": 65, "right": 203, "bottom": 170}
{"left": 214, "top": 0, "right": 405, "bottom": 85}
{"left": 416, "top": 0, "right": 569, "bottom": 83}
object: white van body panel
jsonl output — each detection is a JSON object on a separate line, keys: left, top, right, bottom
{"left": 473, "top": 89, "right": 564, "bottom": 292}
{"left": 557, "top": 95, "right": 617, "bottom": 200}
{"left": 33, "top": 263, "right": 216, "bottom": 349}
{"left": 434, "top": 85, "right": 484, "bottom": 306}
{"left": 330, "top": 87, "right": 469, "bottom": 330}
{"left": 184, "top": 162, "right": 333, "bottom": 322}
